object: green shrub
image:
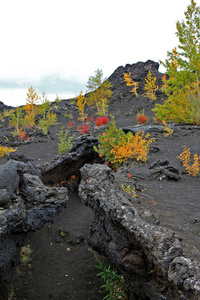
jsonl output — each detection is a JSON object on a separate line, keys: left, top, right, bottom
{"left": 93, "top": 251, "right": 127, "bottom": 300}
{"left": 57, "top": 129, "right": 75, "bottom": 154}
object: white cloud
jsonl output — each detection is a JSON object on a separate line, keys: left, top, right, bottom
{"left": 0, "top": 0, "right": 195, "bottom": 106}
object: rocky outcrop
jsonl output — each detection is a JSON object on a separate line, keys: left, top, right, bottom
{"left": 0, "top": 101, "right": 13, "bottom": 112}
{"left": 108, "top": 60, "right": 165, "bottom": 100}
{"left": 41, "top": 135, "right": 100, "bottom": 185}
{"left": 78, "top": 163, "right": 200, "bottom": 300}
{"left": 0, "top": 152, "right": 68, "bottom": 299}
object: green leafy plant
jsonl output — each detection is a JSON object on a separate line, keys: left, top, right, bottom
{"left": 92, "top": 251, "right": 127, "bottom": 300}
{"left": 153, "top": 0, "right": 200, "bottom": 124}
{"left": 0, "top": 109, "right": 11, "bottom": 122}
{"left": 20, "top": 245, "right": 32, "bottom": 264}
{"left": 37, "top": 94, "right": 57, "bottom": 134}
{"left": 121, "top": 184, "right": 136, "bottom": 198}
{"left": 9, "top": 107, "right": 24, "bottom": 136}
{"left": 86, "top": 69, "right": 112, "bottom": 116}
{"left": 65, "top": 113, "right": 73, "bottom": 118}
{"left": 2, "top": 109, "right": 11, "bottom": 117}
{"left": 57, "top": 129, "right": 75, "bottom": 154}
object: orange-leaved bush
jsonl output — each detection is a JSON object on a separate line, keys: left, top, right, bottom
{"left": 177, "top": 146, "right": 200, "bottom": 176}
{"left": 94, "top": 122, "right": 155, "bottom": 169}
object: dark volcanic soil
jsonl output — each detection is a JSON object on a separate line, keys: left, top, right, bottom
{"left": 0, "top": 61, "right": 200, "bottom": 299}
{"left": 11, "top": 193, "right": 107, "bottom": 300}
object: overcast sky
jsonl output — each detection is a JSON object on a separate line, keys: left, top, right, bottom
{"left": 0, "top": 0, "right": 196, "bottom": 107}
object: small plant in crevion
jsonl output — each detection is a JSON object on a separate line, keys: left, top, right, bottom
{"left": 136, "top": 109, "right": 148, "bottom": 125}
{"left": 18, "top": 128, "right": 30, "bottom": 142}
{"left": 0, "top": 145, "right": 16, "bottom": 157}
{"left": 57, "top": 129, "right": 75, "bottom": 154}
{"left": 177, "top": 146, "right": 200, "bottom": 177}
{"left": 162, "top": 120, "right": 174, "bottom": 137}
{"left": 65, "top": 113, "right": 73, "bottom": 118}
{"left": 77, "top": 122, "right": 91, "bottom": 135}
{"left": 91, "top": 250, "right": 127, "bottom": 300}
{"left": 20, "top": 245, "right": 32, "bottom": 264}
{"left": 121, "top": 184, "right": 136, "bottom": 198}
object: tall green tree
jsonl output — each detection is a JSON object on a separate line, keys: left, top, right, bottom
{"left": 153, "top": 0, "right": 200, "bottom": 124}
{"left": 86, "top": 69, "right": 112, "bottom": 115}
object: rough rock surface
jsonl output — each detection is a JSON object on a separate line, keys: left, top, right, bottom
{"left": 108, "top": 60, "right": 165, "bottom": 102}
{"left": 0, "top": 101, "right": 13, "bottom": 112}
{"left": 0, "top": 152, "right": 68, "bottom": 299}
{"left": 79, "top": 163, "right": 200, "bottom": 300}
{"left": 41, "top": 135, "right": 100, "bottom": 185}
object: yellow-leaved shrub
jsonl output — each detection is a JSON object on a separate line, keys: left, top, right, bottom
{"left": 0, "top": 145, "right": 16, "bottom": 157}
{"left": 94, "top": 122, "right": 155, "bottom": 169}
{"left": 177, "top": 146, "right": 200, "bottom": 176}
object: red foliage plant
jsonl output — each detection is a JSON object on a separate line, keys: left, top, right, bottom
{"left": 86, "top": 116, "right": 94, "bottom": 122}
{"left": 95, "top": 116, "right": 109, "bottom": 127}
{"left": 136, "top": 114, "right": 148, "bottom": 125}
{"left": 77, "top": 123, "right": 91, "bottom": 135}
{"left": 101, "top": 116, "right": 109, "bottom": 124}
{"left": 18, "top": 128, "right": 30, "bottom": 142}
{"left": 68, "top": 120, "right": 73, "bottom": 128}
{"left": 95, "top": 117, "right": 102, "bottom": 127}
